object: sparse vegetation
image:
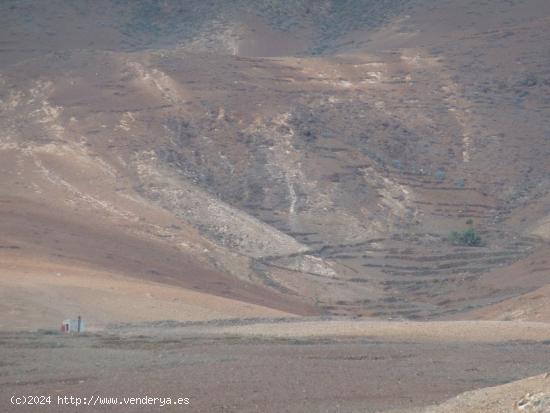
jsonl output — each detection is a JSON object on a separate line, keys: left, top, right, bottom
{"left": 435, "top": 169, "right": 446, "bottom": 182}
{"left": 449, "top": 228, "right": 483, "bottom": 247}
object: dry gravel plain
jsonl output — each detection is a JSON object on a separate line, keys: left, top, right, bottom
{"left": 2, "top": 319, "right": 550, "bottom": 413}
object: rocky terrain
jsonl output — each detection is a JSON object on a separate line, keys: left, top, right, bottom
{"left": 0, "top": 0, "right": 549, "bottom": 412}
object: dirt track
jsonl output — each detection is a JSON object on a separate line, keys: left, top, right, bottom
{"left": 178, "top": 319, "right": 550, "bottom": 343}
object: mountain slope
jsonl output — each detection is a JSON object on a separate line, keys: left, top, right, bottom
{"left": 0, "top": 0, "right": 549, "bottom": 323}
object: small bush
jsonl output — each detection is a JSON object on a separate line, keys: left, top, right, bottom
{"left": 449, "top": 228, "right": 483, "bottom": 246}
{"left": 455, "top": 178, "right": 465, "bottom": 188}
{"left": 435, "top": 169, "right": 446, "bottom": 182}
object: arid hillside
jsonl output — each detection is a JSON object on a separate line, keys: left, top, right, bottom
{"left": 1, "top": 0, "right": 549, "bottom": 326}
{"left": 2, "top": 2, "right": 550, "bottom": 413}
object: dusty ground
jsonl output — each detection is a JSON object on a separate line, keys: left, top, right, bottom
{"left": 117, "top": 318, "right": 550, "bottom": 343}
{"left": 1, "top": 319, "right": 550, "bottom": 413}
{"left": 466, "top": 284, "right": 550, "bottom": 322}
{"left": 0, "top": 261, "right": 292, "bottom": 331}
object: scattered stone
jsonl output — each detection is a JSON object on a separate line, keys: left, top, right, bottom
{"left": 516, "top": 392, "right": 550, "bottom": 412}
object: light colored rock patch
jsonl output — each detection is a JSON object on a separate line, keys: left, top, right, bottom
{"left": 127, "top": 62, "right": 185, "bottom": 104}
{"left": 531, "top": 215, "right": 550, "bottom": 240}
{"left": 179, "top": 19, "right": 241, "bottom": 55}
{"left": 516, "top": 392, "right": 550, "bottom": 412}
{"left": 134, "top": 151, "right": 308, "bottom": 259}
{"left": 116, "top": 111, "right": 136, "bottom": 132}
{"left": 268, "top": 254, "right": 337, "bottom": 278}
{"left": 361, "top": 166, "right": 417, "bottom": 229}
{"left": 247, "top": 113, "right": 317, "bottom": 224}
{"left": 412, "top": 374, "right": 550, "bottom": 413}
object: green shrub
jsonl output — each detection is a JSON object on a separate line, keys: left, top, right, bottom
{"left": 449, "top": 228, "right": 483, "bottom": 247}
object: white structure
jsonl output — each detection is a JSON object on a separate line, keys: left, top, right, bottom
{"left": 61, "top": 316, "right": 85, "bottom": 333}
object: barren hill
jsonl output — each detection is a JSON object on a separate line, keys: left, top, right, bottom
{"left": 2, "top": 2, "right": 550, "bottom": 412}
{"left": 1, "top": 0, "right": 549, "bottom": 326}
